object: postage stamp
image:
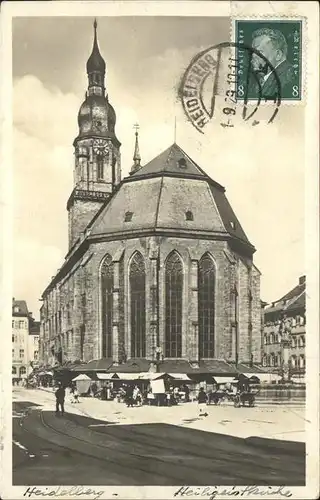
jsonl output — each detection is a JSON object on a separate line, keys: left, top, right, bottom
{"left": 234, "top": 20, "right": 303, "bottom": 101}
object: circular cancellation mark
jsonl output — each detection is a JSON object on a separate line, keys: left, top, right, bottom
{"left": 179, "top": 42, "right": 282, "bottom": 134}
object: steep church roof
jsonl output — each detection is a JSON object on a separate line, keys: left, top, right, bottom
{"left": 89, "top": 143, "right": 254, "bottom": 252}
{"left": 131, "top": 143, "right": 207, "bottom": 178}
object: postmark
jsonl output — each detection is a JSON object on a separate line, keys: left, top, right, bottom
{"left": 179, "top": 42, "right": 281, "bottom": 134}
{"left": 234, "top": 20, "right": 303, "bottom": 102}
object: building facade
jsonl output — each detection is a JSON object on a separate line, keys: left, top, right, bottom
{"left": 262, "top": 275, "right": 306, "bottom": 377}
{"left": 39, "top": 22, "right": 262, "bottom": 373}
{"left": 12, "top": 299, "right": 40, "bottom": 382}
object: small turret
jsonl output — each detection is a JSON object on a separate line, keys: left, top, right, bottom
{"left": 130, "top": 124, "right": 142, "bottom": 174}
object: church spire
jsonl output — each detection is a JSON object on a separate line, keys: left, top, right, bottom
{"left": 131, "top": 124, "right": 141, "bottom": 174}
{"left": 86, "top": 19, "right": 106, "bottom": 95}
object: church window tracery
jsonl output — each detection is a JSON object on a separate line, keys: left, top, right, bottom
{"left": 165, "top": 252, "right": 183, "bottom": 358}
{"left": 101, "top": 255, "right": 113, "bottom": 358}
{"left": 198, "top": 254, "right": 215, "bottom": 358}
{"left": 130, "top": 252, "right": 146, "bottom": 358}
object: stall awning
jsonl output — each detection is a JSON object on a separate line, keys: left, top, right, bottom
{"left": 72, "top": 374, "right": 92, "bottom": 381}
{"left": 213, "top": 376, "right": 235, "bottom": 384}
{"left": 115, "top": 373, "right": 140, "bottom": 380}
{"left": 38, "top": 370, "right": 54, "bottom": 376}
{"left": 137, "top": 372, "right": 167, "bottom": 380}
{"left": 244, "top": 373, "right": 281, "bottom": 383}
{"left": 168, "top": 373, "right": 191, "bottom": 381}
{"left": 96, "top": 373, "right": 118, "bottom": 380}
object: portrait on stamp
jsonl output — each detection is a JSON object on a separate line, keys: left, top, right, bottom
{"left": 235, "top": 20, "right": 302, "bottom": 101}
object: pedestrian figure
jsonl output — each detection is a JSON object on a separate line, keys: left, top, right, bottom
{"left": 133, "top": 385, "right": 142, "bottom": 406}
{"left": 197, "top": 387, "right": 208, "bottom": 417}
{"left": 55, "top": 384, "right": 65, "bottom": 416}
{"left": 69, "top": 385, "right": 75, "bottom": 403}
{"left": 173, "top": 386, "right": 180, "bottom": 404}
{"left": 126, "top": 385, "right": 134, "bottom": 407}
{"left": 91, "top": 381, "right": 98, "bottom": 397}
{"left": 183, "top": 384, "right": 190, "bottom": 402}
{"left": 73, "top": 387, "right": 80, "bottom": 403}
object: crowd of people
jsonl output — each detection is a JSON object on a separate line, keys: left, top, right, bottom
{"left": 35, "top": 375, "right": 255, "bottom": 417}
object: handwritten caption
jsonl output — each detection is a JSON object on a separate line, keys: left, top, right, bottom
{"left": 174, "top": 486, "right": 292, "bottom": 499}
{"left": 23, "top": 486, "right": 104, "bottom": 500}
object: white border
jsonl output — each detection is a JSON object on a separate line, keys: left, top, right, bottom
{"left": 1, "top": 2, "right": 319, "bottom": 500}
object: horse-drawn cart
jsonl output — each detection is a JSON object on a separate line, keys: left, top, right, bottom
{"left": 233, "top": 390, "right": 259, "bottom": 407}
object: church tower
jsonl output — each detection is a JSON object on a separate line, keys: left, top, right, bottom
{"left": 67, "top": 19, "right": 121, "bottom": 249}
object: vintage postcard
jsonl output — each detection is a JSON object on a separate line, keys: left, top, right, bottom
{"left": 0, "top": 1, "right": 319, "bottom": 500}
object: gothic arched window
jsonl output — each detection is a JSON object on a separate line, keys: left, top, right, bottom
{"left": 290, "top": 355, "right": 296, "bottom": 368}
{"left": 101, "top": 255, "right": 113, "bottom": 358}
{"left": 165, "top": 252, "right": 183, "bottom": 358}
{"left": 199, "top": 254, "right": 215, "bottom": 358}
{"left": 130, "top": 252, "right": 146, "bottom": 358}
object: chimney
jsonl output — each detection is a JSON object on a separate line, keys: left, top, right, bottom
{"left": 299, "top": 275, "right": 306, "bottom": 285}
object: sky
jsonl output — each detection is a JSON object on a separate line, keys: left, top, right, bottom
{"left": 12, "top": 16, "right": 305, "bottom": 319}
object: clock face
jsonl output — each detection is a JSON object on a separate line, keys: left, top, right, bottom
{"left": 93, "top": 139, "right": 109, "bottom": 156}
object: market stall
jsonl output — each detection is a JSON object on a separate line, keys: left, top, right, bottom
{"left": 72, "top": 373, "right": 92, "bottom": 395}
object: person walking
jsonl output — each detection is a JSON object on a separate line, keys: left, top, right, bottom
{"left": 183, "top": 384, "right": 190, "bottom": 402}
{"left": 197, "top": 387, "right": 208, "bottom": 417}
{"left": 55, "top": 384, "right": 66, "bottom": 416}
{"left": 126, "top": 385, "right": 134, "bottom": 407}
{"left": 73, "top": 386, "right": 80, "bottom": 403}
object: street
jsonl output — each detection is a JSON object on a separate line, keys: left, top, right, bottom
{"left": 13, "top": 388, "right": 305, "bottom": 486}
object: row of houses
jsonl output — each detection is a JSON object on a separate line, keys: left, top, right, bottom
{"left": 262, "top": 275, "right": 306, "bottom": 377}
{"left": 12, "top": 299, "right": 40, "bottom": 382}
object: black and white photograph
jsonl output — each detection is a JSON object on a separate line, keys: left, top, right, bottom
{"left": 0, "top": 2, "right": 319, "bottom": 500}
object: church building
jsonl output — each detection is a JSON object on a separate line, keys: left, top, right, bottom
{"left": 39, "top": 22, "right": 262, "bottom": 374}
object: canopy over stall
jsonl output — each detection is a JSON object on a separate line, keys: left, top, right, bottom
{"left": 37, "top": 370, "right": 54, "bottom": 376}
{"left": 72, "top": 374, "right": 91, "bottom": 381}
{"left": 243, "top": 373, "right": 281, "bottom": 383}
{"left": 96, "top": 373, "right": 119, "bottom": 380}
{"left": 115, "top": 373, "right": 141, "bottom": 381}
{"left": 137, "top": 372, "right": 168, "bottom": 380}
{"left": 213, "top": 376, "right": 237, "bottom": 385}
{"left": 167, "top": 373, "right": 191, "bottom": 381}
{"left": 113, "top": 372, "right": 192, "bottom": 382}
{"left": 72, "top": 373, "right": 91, "bottom": 394}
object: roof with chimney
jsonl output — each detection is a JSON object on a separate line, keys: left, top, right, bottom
{"left": 12, "top": 299, "right": 29, "bottom": 317}
{"left": 264, "top": 276, "right": 306, "bottom": 317}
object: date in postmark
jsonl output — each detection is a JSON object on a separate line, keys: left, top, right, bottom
{"left": 179, "top": 42, "right": 281, "bottom": 134}
{"left": 234, "top": 20, "right": 303, "bottom": 102}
